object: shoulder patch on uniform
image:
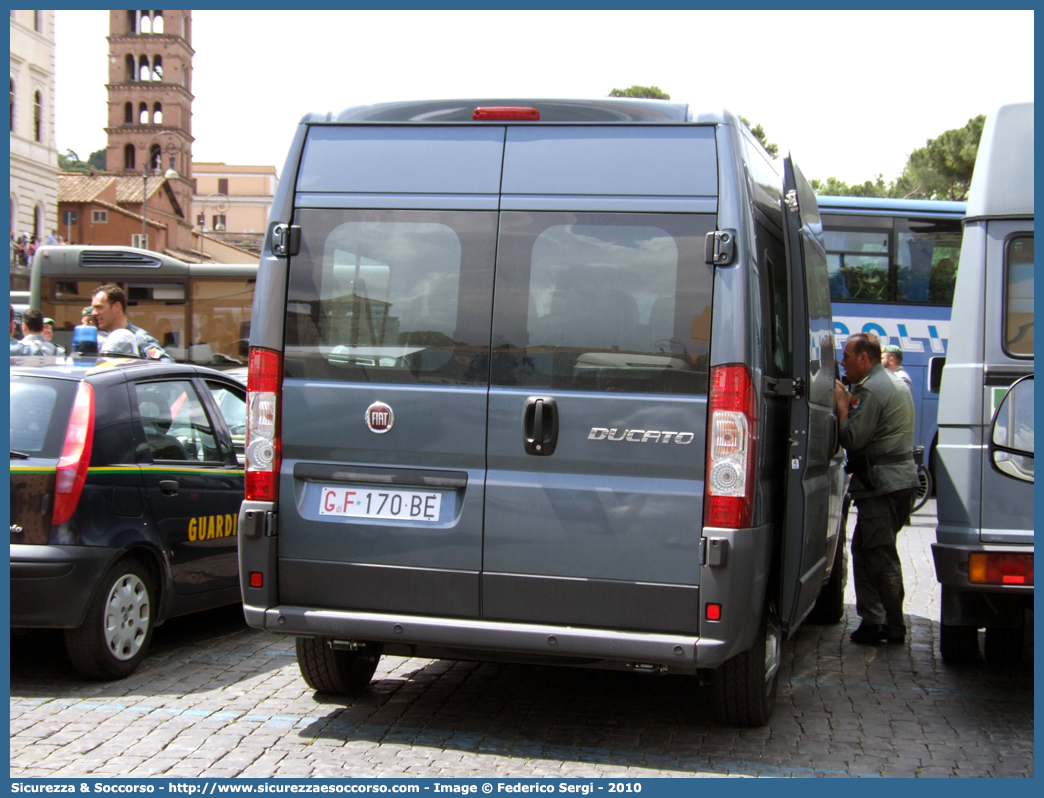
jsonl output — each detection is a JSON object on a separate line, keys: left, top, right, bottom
{"left": 145, "top": 346, "right": 163, "bottom": 360}
{"left": 850, "top": 395, "right": 861, "bottom": 410}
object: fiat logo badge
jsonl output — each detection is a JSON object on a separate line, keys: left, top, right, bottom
{"left": 365, "top": 401, "right": 394, "bottom": 434}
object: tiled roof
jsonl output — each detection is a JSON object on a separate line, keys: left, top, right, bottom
{"left": 57, "top": 173, "right": 115, "bottom": 203}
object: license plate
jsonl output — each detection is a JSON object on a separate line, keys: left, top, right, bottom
{"left": 319, "top": 486, "right": 442, "bottom": 521}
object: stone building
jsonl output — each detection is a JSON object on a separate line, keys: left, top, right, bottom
{"left": 10, "top": 9, "right": 59, "bottom": 288}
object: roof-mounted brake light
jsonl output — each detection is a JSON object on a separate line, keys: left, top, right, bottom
{"left": 473, "top": 107, "right": 540, "bottom": 121}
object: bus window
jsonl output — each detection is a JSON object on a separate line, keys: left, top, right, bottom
{"left": 895, "top": 217, "right": 962, "bottom": 304}
{"left": 191, "top": 279, "right": 255, "bottom": 364}
{"left": 824, "top": 228, "right": 889, "bottom": 302}
{"left": 1005, "top": 235, "right": 1034, "bottom": 357}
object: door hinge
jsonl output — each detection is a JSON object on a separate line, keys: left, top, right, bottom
{"left": 272, "top": 223, "right": 301, "bottom": 257}
{"left": 765, "top": 376, "right": 805, "bottom": 398}
{"left": 704, "top": 229, "right": 736, "bottom": 266}
{"left": 784, "top": 190, "right": 799, "bottom": 214}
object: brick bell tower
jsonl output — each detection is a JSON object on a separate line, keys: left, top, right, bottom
{"left": 104, "top": 10, "right": 195, "bottom": 253}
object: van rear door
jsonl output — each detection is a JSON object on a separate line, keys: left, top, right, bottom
{"left": 778, "top": 156, "right": 839, "bottom": 633}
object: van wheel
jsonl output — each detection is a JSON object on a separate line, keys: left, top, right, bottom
{"left": 939, "top": 620, "right": 979, "bottom": 664}
{"left": 984, "top": 622, "right": 1025, "bottom": 666}
{"left": 295, "top": 637, "right": 381, "bottom": 697}
{"left": 807, "top": 518, "right": 847, "bottom": 625}
{"left": 65, "top": 558, "right": 155, "bottom": 680}
{"left": 711, "top": 603, "right": 781, "bottom": 726}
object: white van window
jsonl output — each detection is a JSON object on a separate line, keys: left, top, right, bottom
{"left": 283, "top": 209, "right": 497, "bottom": 385}
{"left": 1005, "top": 235, "right": 1034, "bottom": 357}
{"left": 491, "top": 212, "right": 714, "bottom": 394}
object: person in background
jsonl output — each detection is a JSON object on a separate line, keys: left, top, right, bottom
{"left": 881, "top": 344, "right": 913, "bottom": 393}
{"left": 90, "top": 284, "right": 173, "bottom": 362}
{"left": 80, "top": 306, "right": 97, "bottom": 327}
{"left": 20, "top": 309, "right": 57, "bottom": 355}
{"left": 834, "top": 332, "right": 919, "bottom": 646}
{"left": 10, "top": 306, "right": 28, "bottom": 355}
{"left": 42, "top": 317, "right": 55, "bottom": 342}
{"left": 46, "top": 230, "right": 57, "bottom": 245}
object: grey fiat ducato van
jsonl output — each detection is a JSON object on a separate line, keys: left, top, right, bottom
{"left": 933, "top": 101, "right": 1034, "bottom": 665}
{"left": 239, "top": 99, "right": 846, "bottom": 726}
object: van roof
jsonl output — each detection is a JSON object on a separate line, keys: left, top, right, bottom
{"left": 966, "top": 101, "right": 1034, "bottom": 219}
{"left": 303, "top": 98, "right": 733, "bottom": 125}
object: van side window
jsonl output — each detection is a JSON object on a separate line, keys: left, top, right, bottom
{"left": 755, "top": 220, "right": 789, "bottom": 375}
{"left": 490, "top": 212, "right": 714, "bottom": 394}
{"left": 282, "top": 209, "right": 498, "bottom": 385}
{"left": 1004, "top": 235, "right": 1034, "bottom": 357}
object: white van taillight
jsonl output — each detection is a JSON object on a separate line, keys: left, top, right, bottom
{"left": 473, "top": 106, "right": 540, "bottom": 121}
{"left": 52, "top": 381, "right": 95, "bottom": 526}
{"left": 704, "top": 364, "right": 757, "bottom": 529}
{"left": 246, "top": 347, "right": 283, "bottom": 502}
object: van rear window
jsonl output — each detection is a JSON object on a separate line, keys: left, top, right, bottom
{"left": 283, "top": 209, "right": 497, "bottom": 385}
{"left": 1004, "top": 235, "right": 1034, "bottom": 357}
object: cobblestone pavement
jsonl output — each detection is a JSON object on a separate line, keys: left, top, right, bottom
{"left": 10, "top": 500, "right": 1034, "bottom": 778}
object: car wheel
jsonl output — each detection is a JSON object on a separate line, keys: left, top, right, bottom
{"left": 807, "top": 510, "right": 848, "bottom": 626}
{"left": 984, "top": 621, "right": 1025, "bottom": 666}
{"left": 711, "top": 602, "right": 781, "bottom": 727}
{"left": 939, "top": 619, "right": 979, "bottom": 665}
{"left": 295, "top": 637, "right": 381, "bottom": 698}
{"left": 65, "top": 558, "right": 155, "bottom": 680}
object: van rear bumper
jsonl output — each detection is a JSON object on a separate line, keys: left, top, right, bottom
{"left": 931, "top": 542, "right": 1034, "bottom": 593}
{"left": 245, "top": 605, "right": 710, "bottom": 672}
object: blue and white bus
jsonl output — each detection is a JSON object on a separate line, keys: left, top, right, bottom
{"left": 819, "top": 196, "right": 966, "bottom": 470}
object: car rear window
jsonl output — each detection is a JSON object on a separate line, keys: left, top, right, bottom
{"left": 10, "top": 375, "right": 77, "bottom": 457}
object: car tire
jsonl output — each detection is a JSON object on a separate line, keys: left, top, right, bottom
{"left": 711, "top": 602, "right": 781, "bottom": 727}
{"left": 984, "top": 622, "right": 1025, "bottom": 666}
{"left": 807, "top": 509, "right": 848, "bottom": 626}
{"left": 64, "top": 558, "right": 155, "bottom": 680}
{"left": 295, "top": 637, "right": 381, "bottom": 697}
{"left": 939, "top": 619, "right": 979, "bottom": 665}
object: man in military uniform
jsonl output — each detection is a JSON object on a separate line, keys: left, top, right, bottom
{"left": 90, "top": 284, "right": 173, "bottom": 362}
{"left": 881, "top": 344, "right": 913, "bottom": 393}
{"left": 19, "top": 308, "right": 58, "bottom": 355}
{"left": 10, "top": 305, "right": 28, "bottom": 355}
{"left": 834, "top": 332, "right": 919, "bottom": 645}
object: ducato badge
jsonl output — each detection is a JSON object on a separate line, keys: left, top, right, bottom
{"left": 365, "top": 401, "right": 395, "bottom": 434}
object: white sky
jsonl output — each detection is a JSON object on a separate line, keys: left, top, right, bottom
{"left": 55, "top": 10, "right": 1034, "bottom": 184}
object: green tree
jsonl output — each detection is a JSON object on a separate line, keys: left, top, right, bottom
{"left": 737, "top": 116, "right": 778, "bottom": 159}
{"left": 900, "top": 115, "right": 985, "bottom": 200}
{"left": 58, "top": 149, "right": 91, "bottom": 173}
{"left": 608, "top": 85, "right": 670, "bottom": 100}
{"left": 87, "top": 148, "right": 107, "bottom": 171}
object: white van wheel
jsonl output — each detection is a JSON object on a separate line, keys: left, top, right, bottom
{"left": 295, "top": 637, "right": 380, "bottom": 698}
{"left": 711, "top": 603, "right": 781, "bottom": 726}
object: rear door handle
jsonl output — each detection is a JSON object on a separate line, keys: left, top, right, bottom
{"left": 159, "top": 480, "right": 179, "bottom": 496}
{"left": 522, "top": 396, "right": 559, "bottom": 456}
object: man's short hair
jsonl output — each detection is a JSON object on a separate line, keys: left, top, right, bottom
{"left": 93, "top": 284, "right": 127, "bottom": 314}
{"left": 22, "top": 308, "right": 44, "bottom": 333}
{"left": 849, "top": 332, "right": 882, "bottom": 362}
{"left": 882, "top": 344, "right": 903, "bottom": 364}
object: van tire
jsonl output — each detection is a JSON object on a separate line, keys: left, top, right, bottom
{"left": 711, "top": 603, "right": 780, "bottom": 726}
{"left": 984, "top": 622, "right": 1024, "bottom": 666}
{"left": 807, "top": 518, "right": 847, "bottom": 626}
{"left": 939, "top": 620, "right": 979, "bottom": 665}
{"left": 295, "top": 637, "right": 381, "bottom": 697}
{"left": 65, "top": 558, "right": 155, "bottom": 680}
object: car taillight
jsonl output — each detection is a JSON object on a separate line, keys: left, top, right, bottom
{"left": 968, "top": 552, "right": 1034, "bottom": 586}
{"left": 246, "top": 347, "right": 283, "bottom": 502}
{"left": 472, "top": 106, "right": 540, "bottom": 121}
{"left": 704, "top": 364, "right": 757, "bottom": 529}
{"left": 52, "top": 381, "right": 95, "bottom": 526}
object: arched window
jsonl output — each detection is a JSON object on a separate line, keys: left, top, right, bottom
{"left": 139, "top": 102, "right": 148, "bottom": 124}
{"left": 126, "top": 10, "right": 137, "bottom": 34}
{"left": 124, "top": 143, "right": 136, "bottom": 170}
{"left": 140, "top": 11, "right": 151, "bottom": 34}
{"left": 151, "top": 55, "right": 162, "bottom": 82}
{"left": 152, "top": 102, "right": 162, "bottom": 124}
{"left": 149, "top": 144, "right": 162, "bottom": 172}
{"left": 124, "top": 101, "right": 133, "bottom": 124}
{"left": 139, "top": 55, "right": 150, "bottom": 82}
{"left": 152, "top": 12, "right": 164, "bottom": 34}
{"left": 126, "top": 54, "right": 136, "bottom": 81}
{"left": 33, "top": 90, "right": 41, "bottom": 143}
{"left": 9, "top": 77, "right": 14, "bottom": 133}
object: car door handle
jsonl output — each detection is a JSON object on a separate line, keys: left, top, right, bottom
{"left": 522, "top": 396, "right": 559, "bottom": 456}
{"left": 159, "top": 480, "right": 179, "bottom": 496}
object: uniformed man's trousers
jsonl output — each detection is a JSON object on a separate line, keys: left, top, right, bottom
{"left": 852, "top": 488, "right": 917, "bottom": 636}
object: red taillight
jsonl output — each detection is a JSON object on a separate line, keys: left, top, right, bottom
{"left": 968, "top": 552, "right": 1034, "bottom": 586}
{"left": 249, "top": 572, "right": 263, "bottom": 588}
{"left": 703, "top": 364, "right": 757, "bottom": 529}
{"left": 52, "top": 382, "right": 95, "bottom": 526}
{"left": 472, "top": 106, "right": 540, "bottom": 121}
{"left": 706, "top": 603, "right": 722, "bottom": 621}
{"left": 245, "top": 347, "right": 283, "bottom": 502}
